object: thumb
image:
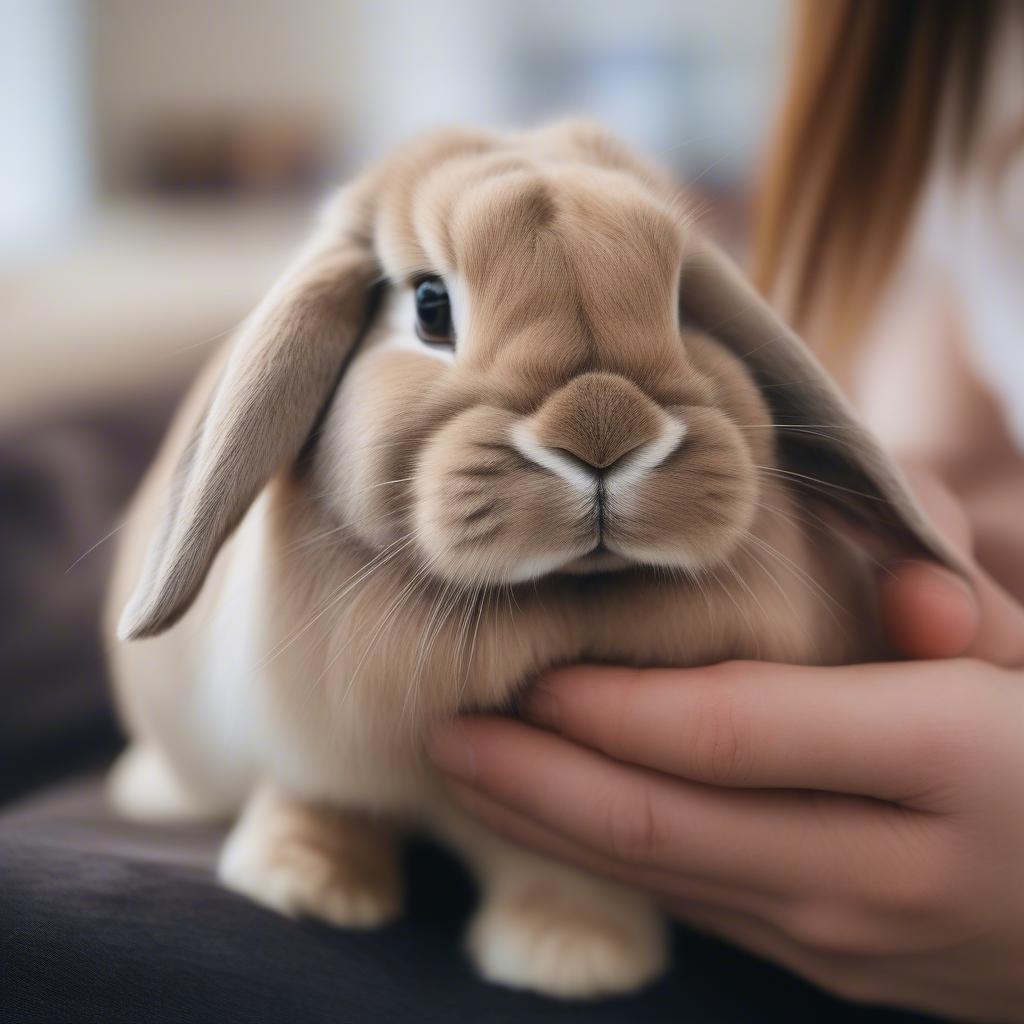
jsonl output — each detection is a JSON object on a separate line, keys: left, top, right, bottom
{"left": 879, "top": 559, "right": 1024, "bottom": 666}
{"left": 878, "top": 560, "right": 978, "bottom": 660}
{"left": 878, "top": 468, "right": 1024, "bottom": 666}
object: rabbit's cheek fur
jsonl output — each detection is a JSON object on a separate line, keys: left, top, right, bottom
{"left": 601, "top": 404, "right": 759, "bottom": 569}
{"left": 320, "top": 352, "right": 460, "bottom": 550}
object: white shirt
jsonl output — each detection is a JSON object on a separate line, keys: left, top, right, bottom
{"left": 918, "top": 12, "right": 1024, "bottom": 447}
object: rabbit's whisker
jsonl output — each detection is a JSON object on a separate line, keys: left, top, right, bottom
{"left": 404, "top": 565, "right": 466, "bottom": 729}
{"left": 339, "top": 549, "right": 452, "bottom": 727}
{"left": 258, "top": 532, "right": 417, "bottom": 671}
{"left": 739, "top": 529, "right": 847, "bottom": 643}
{"left": 754, "top": 464, "right": 886, "bottom": 504}
{"left": 65, "top": 519, "right": 133, "bottom": 574}
{"left": 314, "top": 546, "right": 439, "bottom": 717}
{"left": 740, "top": 532, "right": 820, "bottom": 662}
{"left": 282, "top": 499, "right": 420, "bottom": 553}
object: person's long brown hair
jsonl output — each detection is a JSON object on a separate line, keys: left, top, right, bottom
{"left": 754, "top": 0, "right": 999, "bottom": 351}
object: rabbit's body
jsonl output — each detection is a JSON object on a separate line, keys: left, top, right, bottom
{"left": 110, "top": 457, "right": 866, "bottom": 819}
{"left": 106, "top": 122, "right": 952, "bottom": 999}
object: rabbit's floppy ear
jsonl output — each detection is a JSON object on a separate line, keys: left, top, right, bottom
{"left": 119, "top": 189, "right": 380, "bottom": 640}
{"left": 678, "top": 236, "right": 961, "bottom": 571}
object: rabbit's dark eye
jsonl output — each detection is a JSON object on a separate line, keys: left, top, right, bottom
{"left": 414, "top": 277, "right": 455, "bottom": 347}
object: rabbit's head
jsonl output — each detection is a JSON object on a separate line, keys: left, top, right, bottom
{"left": 119, "top": 121, "right": 955, "bottom": 640}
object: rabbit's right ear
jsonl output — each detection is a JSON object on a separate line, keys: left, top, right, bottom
{"left": 119, "top": 188, "right": 380, "bottom": 641}
{"left": 678, "top": 236, "right": 963, "bottom": 573}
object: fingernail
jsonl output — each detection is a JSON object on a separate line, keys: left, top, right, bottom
{"left": 520, "top": 684, "right": 560, "bottom": 729}
{"left": 427, "top": 725, "right": 477, "bottom": 782}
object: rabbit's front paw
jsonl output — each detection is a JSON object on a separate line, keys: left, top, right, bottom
{"left": 218, "top": 784, "right": 401, "bottom": 928}
{"left": 467, "top": 881, "right": 667, "bottom": 999}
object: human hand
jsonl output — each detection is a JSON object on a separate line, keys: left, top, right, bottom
{"left": 429, "top": 482, "right": 1024, "bottom": 1020}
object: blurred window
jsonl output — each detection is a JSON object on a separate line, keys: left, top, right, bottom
{"left": 0, "top": 0, "right": 88, "bottom": 256}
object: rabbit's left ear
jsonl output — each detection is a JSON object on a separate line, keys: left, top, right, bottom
{"left": 678, "top": 237, "right": 961, "bottom": 571}
{"left": 118, "top": 189, "right": 380, "bottom": 640}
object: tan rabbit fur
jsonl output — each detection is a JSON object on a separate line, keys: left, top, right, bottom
{"left": 105, "top": 120, "right": 954, "bottom": 999}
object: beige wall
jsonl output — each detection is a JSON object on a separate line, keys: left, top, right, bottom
{"left": 88, "top": 0, "right": 366, "bottom": 192}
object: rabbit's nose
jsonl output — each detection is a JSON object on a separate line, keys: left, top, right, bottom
{"left": 516, "top": 372, "right": 683, "bottom": 479}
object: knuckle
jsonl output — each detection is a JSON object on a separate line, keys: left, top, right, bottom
{"left": 603, "top": 782, "right": 663, "bottom": 864}
{"left": 605, "top": 672, "right": 646, "bottom": 752}
{"left": 692, "top": 678, "right": 751, "bottom": 786}
{"left": 872, "top": 845, "right": 964, "bottom": 921}
{"left": 784, "top": 853, "right": 965, "bottom": 961}
{"left": 884, "top": 865, "right": 946, "bottom": 917}
{"left": 783, "top": 901, "right": 878, "bottom": 957}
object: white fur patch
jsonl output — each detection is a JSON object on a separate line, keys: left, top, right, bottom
{"left": 509, "top": 420, "right": 600, "bottom": 493}
{"left": 508, "top": 413, "right": 686, "bottom": 496}
{"left": 605, "top": 415, "right": 687, "bottom": 495}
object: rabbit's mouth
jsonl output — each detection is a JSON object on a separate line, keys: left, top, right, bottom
{"left": 558, "top": 543, "right": 633, "bottom": 576}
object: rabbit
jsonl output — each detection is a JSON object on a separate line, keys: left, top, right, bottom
{"left": 104, "top": 120, "right": 956, "bottom": 1000}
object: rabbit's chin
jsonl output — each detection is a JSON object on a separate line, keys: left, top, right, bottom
{"left": 415, "top": 536, "right": 742, "bottom": 590}
{"left": 557, "top": 547, "right": 634, "bottom": 575}
{"left": 555, "top": 542, "right": 742, "bottom": 580}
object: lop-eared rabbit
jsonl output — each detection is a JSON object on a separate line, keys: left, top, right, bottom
{"left": 106, "top": 121, "right": 953, "bottom": 999}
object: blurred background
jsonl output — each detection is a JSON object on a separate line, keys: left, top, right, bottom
{"left": 0, "top": 0, "right": 786, "bottom": 424}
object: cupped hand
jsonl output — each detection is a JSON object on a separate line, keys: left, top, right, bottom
{"left": 429, "top": 483, "right": 1024, "bottom": 1021}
